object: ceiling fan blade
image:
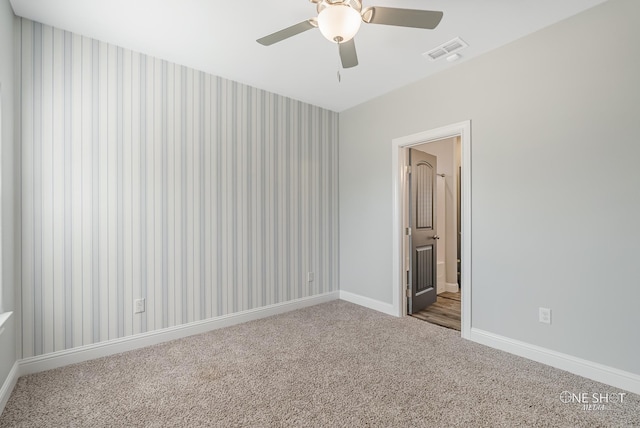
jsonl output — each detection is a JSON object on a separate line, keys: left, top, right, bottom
{"left": 363, "top": 7, "right": 443, "bottom": 30}
{"left": 339, "top": 39, "right": 358, "bottom": 69}
{"left": 257, "top": 20, "right": 316, "bottom": 46}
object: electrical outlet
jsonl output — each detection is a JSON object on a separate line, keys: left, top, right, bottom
{"left": 539, "top": 307, "right": 551, "bottom": 324}
{"left": 134, "top": 298, "right": 146, "bottom": 314}
{"left": 307, "top": 272, "right": 315, "bottom": 282}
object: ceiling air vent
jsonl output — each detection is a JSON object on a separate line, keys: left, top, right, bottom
{"left": 423, "top": 37, "right": 468, "bottom": 61}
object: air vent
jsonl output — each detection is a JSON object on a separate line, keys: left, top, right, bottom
{"left": 423, "top": 37, "right": 468, "bottom": 62}
{"left": 426, "top": 49, "right": 448, "bottom": 61}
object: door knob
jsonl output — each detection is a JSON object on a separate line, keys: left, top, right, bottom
{"left": 432, "top": 235, "right": 440, "bottom": 240}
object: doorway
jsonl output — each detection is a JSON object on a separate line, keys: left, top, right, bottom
{"left": 391, "top": 121, "right": 471, "bottom": 338}
{"left": 408, "top": 138, "right": 461, "bottom": 329}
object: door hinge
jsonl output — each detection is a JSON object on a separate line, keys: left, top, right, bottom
{"left": 406, "top": 288, "right": 411, "bottom": 297}
{"left": 405, "top": 166, "right": 411, "bottom": 174}
{"left": 405, "top": 227, "right": 411, "bottom": 236}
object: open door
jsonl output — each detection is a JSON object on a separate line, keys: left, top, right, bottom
{"left": 408, "top": 149, "right": 438, "bottom": 313}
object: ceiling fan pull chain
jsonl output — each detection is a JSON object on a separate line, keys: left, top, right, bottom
{"left": 336, "top": 40, "right": 343, "bottom": 82}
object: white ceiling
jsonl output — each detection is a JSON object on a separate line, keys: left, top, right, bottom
{"left": 9, "top": 0, "right": 606, "bottom": 112}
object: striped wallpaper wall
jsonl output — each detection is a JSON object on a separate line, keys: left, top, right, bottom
{"left": 16, "top": 19, "right": 339, "bottom": 358}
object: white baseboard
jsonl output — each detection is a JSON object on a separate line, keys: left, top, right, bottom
{"left": 470, "top": 328, "right": 640, "bottom": 395}
{"left": 0, "top": 361, "right": 19, "bottom": 416}
{"left": 445, "top": 282, "right": 459, "bottom": 293}
{"left": 339, "top": 290, "right": 398, "bottom": 317}
{"left": 7, "top": 293, "right": 637, "bottom": 416}
{"left": 19, "top": 291, "right": 339, "bottom": 377}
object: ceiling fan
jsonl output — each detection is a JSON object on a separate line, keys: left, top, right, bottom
{"left": 257, "top": 0, "right": 443, "bottom": 69}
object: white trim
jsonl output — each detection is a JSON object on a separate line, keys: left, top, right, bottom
{"left": 339, "top": 291, "right": 397, "bottom": 316}
{"left": 19, "top": 292, "right": 339, "bottom": 376}
{"left": 0, "top": 312, "right": 12, "bottom": 332}
{"left": 470, "top": 328, "right": 640, "bottom": 395}
{"left": 444, "top": 283, "right": 459, "bottom": 293}
{"left": 391, "top": 121, "right": 472, "bottom": 338}
{"left": 0, "top": 361, "right": 19, "bottom": 416}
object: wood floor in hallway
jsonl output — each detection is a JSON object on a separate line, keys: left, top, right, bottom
{"left": 410, "top": 291, "right": 461, "bottom": 331}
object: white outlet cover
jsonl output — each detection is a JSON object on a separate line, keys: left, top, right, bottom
{"left": 134, "top": 299, "right": 146, "bottom": 314}
{"left": 539, "top": 307, "right": 551, "bottom": 324}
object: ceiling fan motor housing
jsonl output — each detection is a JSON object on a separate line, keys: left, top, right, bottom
{"left": 314, "top": 0, "right": 362, "bottom": 11}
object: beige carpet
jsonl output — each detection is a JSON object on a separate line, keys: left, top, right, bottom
{"left": 1, "top": 301, "right": 638, "bottom": 427}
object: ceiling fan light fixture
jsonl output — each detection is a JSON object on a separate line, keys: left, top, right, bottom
{"left": 317, "top": 4, "right": 362, "bottom": 43}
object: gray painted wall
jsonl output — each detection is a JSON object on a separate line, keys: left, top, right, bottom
{"left": 0, "top": 0, "right": 16, "bottom": 388}
{"left": 339, "top": 0, "right": 640, "bottom": 375}
{"left": 16, "top": 19, "right": 339, "bottom": 358}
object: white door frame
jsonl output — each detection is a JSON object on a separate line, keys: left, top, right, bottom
{"left": 391, "top": 120, "right": 471, "bottom": 339}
